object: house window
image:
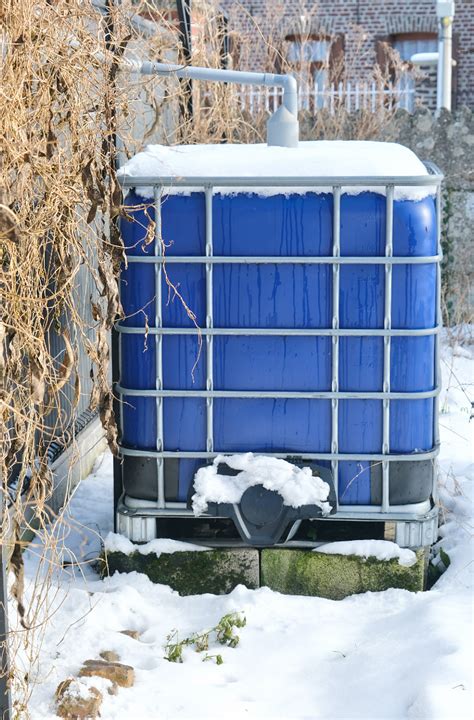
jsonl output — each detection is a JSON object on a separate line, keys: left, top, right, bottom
{"left": 287, "top": 38, "right": 331, "bottom": 65}
{"left": 392, "top": 32, "right": 438, "bottom": 62}
{"left": 391, "top": 32, "right": 438, "bottom": 110}
{"left": 285, "top": 34, "right": 343, "bottom": 108}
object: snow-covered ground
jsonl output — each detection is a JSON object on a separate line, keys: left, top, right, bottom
{"left": 22, "top": 333, "right": 473, "bottom": 720}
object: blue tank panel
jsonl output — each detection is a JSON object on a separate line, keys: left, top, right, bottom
{"left": 213, "top": 399, "right": 332, "bottom": 454}
{"left": 338, "top": 336, "right": 384, "bottom": 504}
{"left": 162, "top": 194, "right": 206, "bottom": 256}
{"left": 214, "top": 336, "right": 331, "bottom": 391}
{"left": 214, "top": 265, "right": 332, "bottom": 328}
{"left": 164, "top": 398, "right": 207, "bottom": 451}
{"left": 119, "top": 189, "right": 437, "bottom": 505}
{"left": 213, "top": 193, "right": 333, "bottom": 256}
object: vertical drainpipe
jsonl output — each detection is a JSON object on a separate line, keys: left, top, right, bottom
{"left": 176, "top": 0, "right": 193, "bottom": 122}
{"left": 219, "top": 13, "right": 230, "bottom": 69}
{"left": 436, "top": 0, "right": 455, "bottom": 111}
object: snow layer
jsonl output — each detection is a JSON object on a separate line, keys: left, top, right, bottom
{"left": 19, "top": 332, "right": 473, "bottom": 720}
{"left": 104, "top": 532, "right": 209, "bottom": 556}
{"left": 315, "top": 539, "right": 417, "bottom": 567}
{"left": 118, "top": 141, "right": 435, "bottom": 200}
{"left": 191, "top": 453, "right": 332, "bottom": 516}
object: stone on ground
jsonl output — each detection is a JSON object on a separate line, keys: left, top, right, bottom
{"left": 55, "top": 678, "right": 102, "bottom": 719}
{"left": 120, "top": 629, "right": 140, "bottom": 640}
{"left": 79, "top": 659, "right": 135, "bottom": 688}
{"left": 99, "top": 650, "right": 120, "bottom": 662}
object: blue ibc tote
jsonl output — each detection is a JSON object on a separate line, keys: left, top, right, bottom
{"left": 116, "top": 141, "right": 442, "bottom": 546}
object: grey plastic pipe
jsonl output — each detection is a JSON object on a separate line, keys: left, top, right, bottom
{"left": 126, "top": 59, "right": 300, "bottom": 147}
{"left": 436, "top": 0, "right": 455, "bottom": 111}
{"left": 138, "top": 61, "right": 298, "bottom": 117}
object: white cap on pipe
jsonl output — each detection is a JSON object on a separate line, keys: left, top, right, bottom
{"left": 267, "top": 105, "right": 299, "bottom": 148}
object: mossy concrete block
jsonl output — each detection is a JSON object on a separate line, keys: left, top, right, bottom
{"left": 102, "top": 548, "right": 259, "bottom": 596}
{"left": 261, "top": 548, "right": 427, "bottom": 599}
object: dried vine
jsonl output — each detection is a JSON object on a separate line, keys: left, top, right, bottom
{"left": 0, "top": 1, "right": 409, "bottom": 714}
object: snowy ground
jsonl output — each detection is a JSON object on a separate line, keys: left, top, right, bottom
{"left": 22, "top": 333, "right": 473, "bottom": 720}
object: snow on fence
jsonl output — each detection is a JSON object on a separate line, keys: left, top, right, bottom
{"left": 229, "top": 80, "right": 415, "bottom": 115}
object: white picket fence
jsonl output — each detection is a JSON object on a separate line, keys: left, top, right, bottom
{"left": 232, "top": 80, "right": 415, "bottom": 115}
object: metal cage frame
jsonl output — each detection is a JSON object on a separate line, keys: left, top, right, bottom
{"left": 115, "top": 165, "right": 443, "bottom": 546}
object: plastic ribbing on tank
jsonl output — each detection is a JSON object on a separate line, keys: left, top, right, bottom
{"left": 154, "top": 186, "right": 165, "bottom": 509}
{"left": 382, "top": 185, "right": 394, "bottom": 513}
{"left": 331, "top": 187, "right": 341, "bottom": 507}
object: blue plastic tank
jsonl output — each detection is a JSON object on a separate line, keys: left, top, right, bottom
{"left": 119, "top": 179, "right": 437, "bottom": 507}
{"left": 120, "top": 142, "right": 439, "bottom": 509}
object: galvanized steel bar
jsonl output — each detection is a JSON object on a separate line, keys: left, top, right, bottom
{"left": 118, "top": 500, "right": 434, "bottom": 522}
{"left": 119, "top": 446, "right": 439, "bottom": 462}
{"left": 115, "top": 385, "right": 440, "bottom": 400}
{"left": 331, "top": 187, "right": 341, "bottom": 506}
{"left": 116, "top": 325, "right": 441, "bottom": 338}
{"left": 382, "top": 185, "right": 394, "bottom": 512}
{"left": 154, "top": 187, "right": 165, "bottom": 508}
{"left": 432, "top": 184, "right": 443, "bottom": 504}
{"left": 205, "top": 187, "right": 214, "bottom": 453}
{"left": 119, "top": 493, "right": 430, "bottom": 516}
{"left": 118, "top": 266, "right": 124, "bottom": 461}
{"left": 120, "top": 174, "right": 442, "bottom": 188}
{"left": 124, "top": 254, "right": 441, "bottom": 265}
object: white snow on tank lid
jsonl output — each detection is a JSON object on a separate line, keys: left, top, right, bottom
{"left": 117, "top": 141, "right": 436, "bottom": 201}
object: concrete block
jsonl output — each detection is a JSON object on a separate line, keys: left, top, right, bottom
{"left": 102, "top": 547, "right": 260, "bottom": 596}
{"left": 260, "top": 548, "right": 427, "bottom": 599}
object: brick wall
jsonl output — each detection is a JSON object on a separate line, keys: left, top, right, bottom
{"left": 220, "top": 0, "right": 474, "bottom": 108}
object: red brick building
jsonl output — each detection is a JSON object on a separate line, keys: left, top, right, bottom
{"left": 220, "top": 0, "right": 474, "bottom": 109}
